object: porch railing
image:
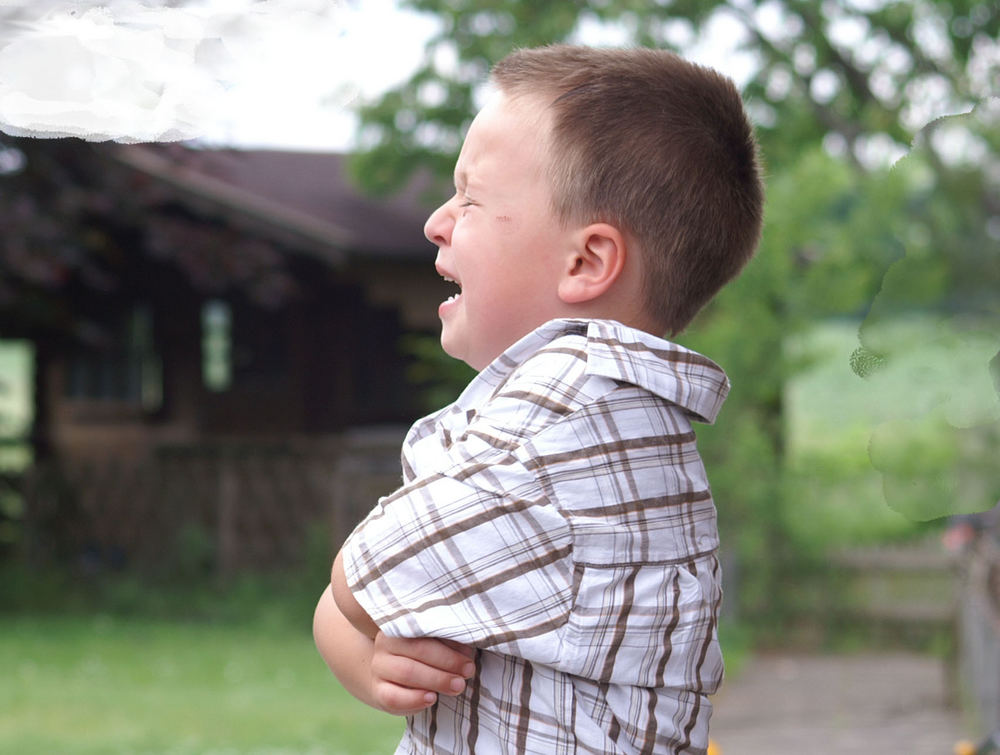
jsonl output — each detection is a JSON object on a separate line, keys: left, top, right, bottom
{"left": 21, "top": 428, "right": 407, "bottom": 574}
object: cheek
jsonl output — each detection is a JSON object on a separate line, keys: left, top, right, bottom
{"left": 450, "top": 216, "right": 478, "bottom": 247}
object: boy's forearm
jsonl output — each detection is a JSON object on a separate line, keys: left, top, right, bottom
{"left": 313, "top": 586, "right": 381, "bottom": 708}
{"left": 314, "top": 585, "right": 473, "bottom": 715}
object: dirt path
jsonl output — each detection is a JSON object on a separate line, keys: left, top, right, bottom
{"left": 709, "top": 652, "right": 968, "bottom": 754}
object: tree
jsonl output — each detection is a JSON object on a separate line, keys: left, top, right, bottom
{"left": 352, "top": 0, "right": 997, "bottom": 190}
{"left": 348, "top": 0, "right": 998, "bottom": 624}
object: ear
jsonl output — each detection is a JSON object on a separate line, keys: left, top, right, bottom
{"left": 557, "top": 223, "right": 627, "bottom": 305}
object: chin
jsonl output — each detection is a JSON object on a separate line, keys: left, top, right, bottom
{"left": 439, "top": 335, "right": 464, "bottom": 363}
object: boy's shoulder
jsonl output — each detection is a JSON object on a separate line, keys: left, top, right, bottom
{"left": 405, "top": 319, "right": 730, "bottom": 475}
{"left": 416, "top": 320, "right": 729, "bottom": 455}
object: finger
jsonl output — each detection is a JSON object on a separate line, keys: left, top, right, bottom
{"left": 372, "top": 652, "right": 470, "bottom": 696}
{"left": 439, "top": 638, "right": 476, "bottom": 659}
{"left": 377, "top": 634, "right": 476, "bottom": 677}
{"left": 372, "top": 681, "right": 438, "bottom": 716}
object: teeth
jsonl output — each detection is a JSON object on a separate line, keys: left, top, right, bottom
{"left": 441, "top": 273, "right": 461, "bottom": 295}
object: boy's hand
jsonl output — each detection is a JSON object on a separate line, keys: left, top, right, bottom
{"left": 369, "top": 632, "right": 476, "bottom": 716}
{"left": 326, "top": 549, "right": 475, "bottom": 714}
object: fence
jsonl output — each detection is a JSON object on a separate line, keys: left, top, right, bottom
{"left": 957, "top": 532, "right": 1000, "bottom": 736}
{"left": 21, "top": 427, "right": 407, "bottom": 575}
{"left": 828, "top": 541, "right": 956, "bottom": 644}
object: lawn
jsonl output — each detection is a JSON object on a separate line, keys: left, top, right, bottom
{"left": 0, "top": 610, "right": 752, "bottom": 755}
{"left": 0, "top": 613, "right": 403, "bottom": 755}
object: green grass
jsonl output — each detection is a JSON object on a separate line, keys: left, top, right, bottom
{"left": 0, "top": 609, "right": 753, "bottom": 755}
{"left": 0, "top": 614, "right": 403, "bottom": 755}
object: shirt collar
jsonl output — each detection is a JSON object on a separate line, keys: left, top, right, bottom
{"left": 455, "top": 318, "right": 729, "bottom": 424}
{"left": 581, "top": 319, "right": 730, "bottom": 424}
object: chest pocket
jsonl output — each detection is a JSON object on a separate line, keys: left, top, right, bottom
{"left": 557, "top": 524, "right": 723, "bottom": 691}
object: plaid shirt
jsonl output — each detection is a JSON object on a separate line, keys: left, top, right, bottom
{"left": 343, "top": 319, "right": 729, "bottom": 755}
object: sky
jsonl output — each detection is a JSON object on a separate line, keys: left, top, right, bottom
{"left": 0, "top": 0, "right": 440, "bottom": 150}
{"left": 0, "top": 0, "right": 987, "bottom": 154}
{"left": 0, "top": 0, "right": 760, "bottom": 151}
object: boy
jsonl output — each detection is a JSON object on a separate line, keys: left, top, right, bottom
{"left": 314, "top": 44, "right": 763, "bottom": 754}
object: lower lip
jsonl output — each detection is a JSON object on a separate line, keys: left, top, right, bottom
{"left": 438, "top": 293, "right": 461, "bottom": 317}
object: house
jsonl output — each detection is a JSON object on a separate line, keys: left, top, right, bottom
{"left": 0, "top": 138, "right": 453, "bottom": 571}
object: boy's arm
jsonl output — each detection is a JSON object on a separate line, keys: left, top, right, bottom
{"left": 313, "top": 553, "right": 475, "bottom": 715}
{"left": 330, "top": 550, "right": 380, "bottom": 638}
{"left": 313, "top": 587, "right": 387, "bottom": 709}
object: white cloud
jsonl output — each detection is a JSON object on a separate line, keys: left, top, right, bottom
{"left": 0, "top": 0, "right": 437, "bottom": 147}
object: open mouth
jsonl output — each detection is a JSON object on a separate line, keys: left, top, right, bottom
{"left": 442, "top": 274, "right": 462, "bottom": 303}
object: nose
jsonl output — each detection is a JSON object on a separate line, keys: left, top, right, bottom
{"left": 423, "top": 200, "right": 454, "bottom": 246}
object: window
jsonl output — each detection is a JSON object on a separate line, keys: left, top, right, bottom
{"left": 66, "top": 305, "right": 162, "bottom": 411}
{"left": 200, "top": 298, "right": 288, "bottom": 393}
{"left": 201, "top": 299, "right": 232, "bottom": 392}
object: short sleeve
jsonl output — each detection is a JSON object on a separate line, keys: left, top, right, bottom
{"left": 341, "top": 462, "right": 575, "bottom": 666}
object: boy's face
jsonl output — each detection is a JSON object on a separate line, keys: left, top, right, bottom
{"left": 424, "top": 92, "right": 571, "bottom": 371}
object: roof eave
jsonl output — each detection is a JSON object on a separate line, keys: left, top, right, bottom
{"left": 109, "top": 145, "right": 352, "bottom": 267}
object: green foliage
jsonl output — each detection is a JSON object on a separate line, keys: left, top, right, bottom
{"left": 0, "top": 524, "right": 336, "bottom": 629}
{"left": 765, "top": 148, "right": 903, "bottom": 317}
{"left": 785, "top": 317, "right": 996, "bottom": 546}
{"left": 352, "top": 0, "right": 998, "bottom": 192}
{"left": 170, "top": 523, "right": 216, "bottom": 580}
{"left": 350, "top": 1, "right": 589, "bottom": 196}
{"left": 400, "top": 332, "right": 478, "bottom": 412}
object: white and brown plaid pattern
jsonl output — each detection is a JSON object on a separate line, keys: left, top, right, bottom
{"left": 343, "top": 319, "right": 730, "bottom": 754}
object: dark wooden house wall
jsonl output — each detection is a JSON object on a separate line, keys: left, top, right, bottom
{"left": 42, "top": 255, "right": 427, "bottom": 465}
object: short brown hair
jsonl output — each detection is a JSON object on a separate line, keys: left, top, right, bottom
{"left": 491, "top": 45, "right": 764, "bottom": 335}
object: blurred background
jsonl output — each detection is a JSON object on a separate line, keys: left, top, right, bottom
{"left": 0, "top": 0, "right": 997, "bottom": 753}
